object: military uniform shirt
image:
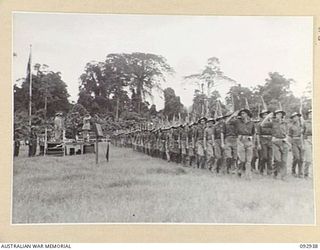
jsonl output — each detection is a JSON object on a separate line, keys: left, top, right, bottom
{"left": 289, "top": 121, "right": 303, "bottom": 138}
{"left": 258, "top": 121, "right": 272, "bottom": 135}
{"left": 204, "top": 127, "right": 214, "bottom": 140}
{"left": 195, "top": 125, "right": 205, "bottom": 141}
{"left": 225, "top": 118, "right": 238, "bottom": 137}
{"left": 270, "top": 120, "right": 288, "bottom": 139}
{"left": 236, "top": 119, "right": 255, "bottom": 136}
{"left": 304, "top": 119, "right": 312, "bottom": 136}
{"left": 180, "top": 129, "right": 188, "bottom": 141}
{"left": 213, "top": 122, "right": 226, "bottom": 139}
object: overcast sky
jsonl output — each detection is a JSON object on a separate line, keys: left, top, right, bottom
{"left": 12, "top": 13, "right": 313, "bottom": 110}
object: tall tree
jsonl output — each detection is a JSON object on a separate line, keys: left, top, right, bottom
{"left": 257, "top": 72, "right": 299, "bottom": 115}
{"left": 184, "top": 57, "right": 236, "bottom": 117}
{"left": 78, "top": 53, "right": 173, "bottom": 118}
{"left": 163, "top": 87, "right": 184, "bottom": 120}
{"left": 124, "top": 52, "right": 174, "bottom": 114}
{"left": 184, "top": 57, "right": 235, "bottom": 96}
{"left": 14, "top": 63, "right": 70, "bottom": 123}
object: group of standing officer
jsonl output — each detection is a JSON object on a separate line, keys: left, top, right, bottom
{"left": 112, "top": 103, "right": 312, "bottom": 181}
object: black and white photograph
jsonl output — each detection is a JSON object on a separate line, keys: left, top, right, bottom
{"left": 12, "top": 13, "right": 314, "bottom": 224}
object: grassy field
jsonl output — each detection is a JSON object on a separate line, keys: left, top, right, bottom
{"left": 12, "top": 143, "right": 315, "bottom": 224}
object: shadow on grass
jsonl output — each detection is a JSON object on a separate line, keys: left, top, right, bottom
{"left": 108, "top": 179, "right": 150, "bottom": 188}
{"left": 147, "top": 167, "right": 187, "bottom": 175}
{"left": 28, "top": 174, "right": 92, "bottom": 183}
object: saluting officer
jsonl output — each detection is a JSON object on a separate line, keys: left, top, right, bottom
{"left": 236, "top": 107, "right": 255, "bottom": 179}
{"left": 261, "top": 106, "right": 289, "bottom": 180}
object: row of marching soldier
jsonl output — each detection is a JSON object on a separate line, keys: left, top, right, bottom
{"left": 112, "top": 99, "right": 312, "bottom": 180}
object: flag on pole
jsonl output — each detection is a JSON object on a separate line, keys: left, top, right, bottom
{"left": 26, "top": 51, "right": 31, "bottom": 78}
{"left": 27, "top": 45, "right": 32, "bottom": 128}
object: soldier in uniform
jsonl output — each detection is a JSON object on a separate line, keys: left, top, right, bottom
{"left": 261, "top": 107, "right": 289, "bottom": 180}
{"left": 224, "top": 112, "right": 239, "bottom": 174}
{"left": 150, "top": 129, "right": 157, "bottom": 157}
{"left": 14, "top": 129, "right": 21, "bottom": 157}
{"left": 213, "top": 115, "right": 226, "bottom": 174}
{"left": 289, "top": 112, "right": 304, "bottom": 177}
{"left": 54, "top": 112, "right": 64, "bottom": 142}
{"left": 251, "top": 119, "right": 260, "bottom": 172}
{"left": 257, "top": 109, "right": 273, "bottom": 175}
{"left": 38, "top": 133, "right": 45, "bottom": 156}
{"left": 28, "top": 126, "right": 37, "bottom": 157}
{"left": 82, "top": 114, "right": 91, "bottom": 142}
{"left": 165, "top": 127, "right": 172, "bottom": 162}
{"left": 159, "top": 128, "right": 167, "bottom": 160}
{"left": 204, "top": 118, "right": 215, "bottom": 171}
{"left": 154, "top": 129, "right": 160, "bottom": 158}
{"left": 180, "top": 124, "right": 189, "bottom": 167}
{"left": 188, "top": 122, "right": 196, "bottom": 167}
{"left": 170, "top": 125, "right": 181, "bottom": 163}
{"left": 235, "top": 107, "right": 255, "bottom": 179}
{"left": 194, "top": 117, "right": 207, "bottom": 169}
{"left": 303, "top": 109, "right": 312, "bottom": 178}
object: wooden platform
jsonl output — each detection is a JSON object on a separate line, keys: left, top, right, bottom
{"left": 46, "top": 142, "right": 64, "bottom": 157}
{"left": 65, "top": 142, "right": 95, "bottom": 155}
{"left": 45, "top": 141, "right": 95, "bottom": 156}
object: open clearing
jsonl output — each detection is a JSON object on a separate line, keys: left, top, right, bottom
{"left": 12, "top": 143, "right": 314, "bottom": 224}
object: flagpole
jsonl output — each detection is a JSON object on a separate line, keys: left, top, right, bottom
{"left": 28, "top": 44, "right": 32, "bottom": 130}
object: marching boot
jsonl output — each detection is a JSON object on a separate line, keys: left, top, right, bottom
{"left": 304, "top": 162, "right": 310, "bottom": 178}
{"left": 200, "top": 156, "right": 205, "bottom": 169}
{"left": 190, "top": 156, "right": 195, "bottom": 168}
{"left": 162, "top": 152, "right": 166, "bottom": 160}
{"left": 226, "top": 158, "right": 231, "bottom": 174}
{"left": 212, "top": 159, "right": 218, "bottom": 174}
{"left": 185, "top": 155, "right": 190, "bottom": 167}
{"left": 166, "top": 152, "right": 171, "bottom": 162}
{"left": 181, "top": 155, "right": 185, "bottom": 166}
{"left": 292, "top": 160, "right": 297, "bottom": 176}
{"left": 196, "top": 155, "right": 200, "bottom": 168}
{"left": 280, "top": 161, "right": 287, "bottom": 180}
{"left": 238, "top": 162, "right": 244, "bottom": 177}
{"left": 259, "top": 159, "right": 265, "bottom": 175}
{"left": 178, "top": 154, "right": 182, "bottom": 164}
{"left": 298, "top": 160, "right": 303, "bottom": 178}
{"left": 245, "top": 162, "right": 252, "bottom": 180}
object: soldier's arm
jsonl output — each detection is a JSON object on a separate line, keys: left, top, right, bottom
{"left": 301, "top": 122, "right": 306, "bottom": 148}
{"left": 192, "top": 130, "right": 195, "bottom": 148}
{"left": 252, "top": 123, "right": 257, "bottom": 146}
{"left": 203, "top": 129, "right": 207, "bottom": 149}
{"left": 186, "top": 133, "right": 189, "bottom": 148}
{"left": 225, "top": 111, "right": 238, "bottom": 124}
{"left": 285, "top": 122, "right": 292, "bottom": 145}
{"left": 221, "top": 132, "right": 225, "bottom": 147}
{"left": 256, "top": 126, "right": 261, "bottom": 149}
{"left": 212, "top": 127, "right": 215, "bottom": 141}
{"left": 261, "top": 112, "right": 273, "bottom": 126}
